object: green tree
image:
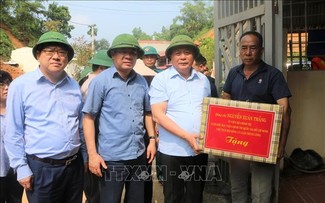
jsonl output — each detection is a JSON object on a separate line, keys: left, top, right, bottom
{"left": 153, "top": 26, "right": 172, "bottom": 41}
{"left": 169, "top": 19, "right": 188, "bottom": 39}
{"left": 171, "top": 0, "right": 213, "bottom": 39}
{"left": 94, "top": 39, "right": 110, "bottom": 52}
{"left": 87, "top": 24, "right": 97, "bottom": 38}
{"left": 0, "top": 0, "right": 73, "bottom": 44}
{"left": 197, "top": 37, "right": 215, "bottom": 72}
{"left": 7, "top": 0, "right": 45, "bottom": 46}
{"left": 45, "top": 2, "right": 74, "bottom": 37}
{"left": 132, "top": 27, "right": 151, "bottom": 40}
{"left": 0, "top": 0, "right": 74, "bottom": 59}
{"left": 70, "top": 36, "right": 93, "bottom": 80}
{"left": 0, "top": 29, "right": 14, "bottom": 61}
{"left": 71, "top": 36, "right": 93, "bottom": 67}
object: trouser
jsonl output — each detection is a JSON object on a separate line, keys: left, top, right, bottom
{"left": 144, "top": 163, "right": 153, "bottom": 203}
{"left": 230, "top": 159, "right": 275, "bottom": 203}
{"left": 99, "top": 153, "right": 147, "bottom": 203}
{"left": 144, "top": 135, "right": 153, "bottom": 203}
{"left": 26, "top": 153, "right": 84, "bottom": 203}
{"left": 0, "top": 168, "right": 23, "bottom": 203}
{"left": 156, "top": 151, "right": 164, "bottom": 183}
{"left": 160, "top": 152, "right": 208, "bottom": 203}
{"left": 84, "top": 169, "right": 100, "bottom": 203}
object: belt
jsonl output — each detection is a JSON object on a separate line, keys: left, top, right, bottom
{"left": 28, "top": 153, "right": 78, "bottom": 166}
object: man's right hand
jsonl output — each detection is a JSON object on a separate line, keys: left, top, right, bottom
{"left": 88, "top": 153, "right": 107, "bottom": 177}
{"left": 19, "top": 175, "right": 33, "bottom": 191}
{"left": 185, "top": 133, "right": 203, "bottom": 154}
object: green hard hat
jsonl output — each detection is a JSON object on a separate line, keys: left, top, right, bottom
{"left": 143, "top": 46, "right": 159, "bottom": 56}
{"left": 88, "top": 50, "right": 113, "bottom": 67}
{"left": 32, "top": 31, "right": 74, "bottom": 61}
{"left": 107, "top": 34, "right": 144, "bottom": 58}
{"left": 165, "top": 35, "right": 199, "bottom": 60}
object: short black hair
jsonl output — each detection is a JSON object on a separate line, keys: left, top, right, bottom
{"left": 0, "top": 70, "right": 13, "bottom": 83}
{"left": 240, "top": 31, "right": 263, "bottom": 47}
{"left": 79, "top": 76, "right": 88, "bottom": 87}
{"left": 195, "top": 53, "right": 207, "bottom": 66}
{"left": 92, "top": 64, "right": 101, "bottom": 72}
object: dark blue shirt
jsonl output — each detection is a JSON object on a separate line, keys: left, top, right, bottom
{"left": 223, "top": 61, "right": 291, "bottom": 104}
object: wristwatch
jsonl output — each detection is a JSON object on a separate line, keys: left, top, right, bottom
{"left": 148, "top": 136, "right": 157, "bottom": 140}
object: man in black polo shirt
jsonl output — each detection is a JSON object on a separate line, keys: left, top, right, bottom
{"left": 222, "top": 31, "right": 292, "bottom": 203}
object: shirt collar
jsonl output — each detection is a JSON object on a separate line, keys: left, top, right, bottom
{"left": 169, "top": 66, "right": 200, "bottom": 80}
{"left": 237, "top": 60, "right": 268, "bottom": 75}
{"left": 35, "top": 66, "right": 69, "bottom": 85}
{"left": 111, "top": 66, "right": 137, "bottom": 81}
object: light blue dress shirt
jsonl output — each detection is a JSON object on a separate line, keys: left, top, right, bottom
{"left": 82, "top": 66, "right": 150, "bottom": 161}
{"left": 4, "top": 68, "right": 85, "bottom": 180}
{"left": 0, "top": 114, "right": 10, "bottom": 177}
{"left": 149, "top": 66, "right": 211, "bottom": 156}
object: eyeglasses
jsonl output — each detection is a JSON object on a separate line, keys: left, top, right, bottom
{"left": 0, "top": 82, "right": 10, "bottom": 89}
{"left": 42, "top": 48, "right": 68, "bottom": 58}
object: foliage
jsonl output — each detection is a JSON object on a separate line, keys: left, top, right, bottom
{"left": 94, "top": 39, "right": 110, "bottom": 52}
{"left": 44, "top": 2, "right": 74, "bottom": 37}
{"left": 172, "top": 0, "right": 213, "bottom": 39}
{"left": 197, "top": 37, "right": 215, "bottom": 71}
{"left": 7, "top": 0, "right": 45, "bottom": 46}
{"left": 132, "top": 27, "right": 152, "bottom": 40}
{"left": 71, "top": 36, "right": 93, "bottom": 67}
{"left": 0, "top": 0, "right": 73, "bottom": 46}
{"left": 70, "top": 36, "right": 93, "bottom": 81}
{"left": 169, "top": 19, "right": 188, "bottom": 40}
{"left": 152, "top": 26, "right": 171, "bottom": 41}
{"left": 87, "top": 24, "right": 98, "bottom": 38}
{"left": 0, "top": 29, "right": 14, "bottom": 61}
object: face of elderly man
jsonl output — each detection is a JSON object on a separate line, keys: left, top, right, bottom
{"left": 110, "top": 48, "right": 138, "bottom": 77}
{"left": 36, "top": 44, "right": 70, "bottom": 79}
{"left": 169, "top": 45, "right": 196, "bottom": 78}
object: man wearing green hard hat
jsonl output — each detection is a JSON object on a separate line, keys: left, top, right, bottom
{"left": 82, "top": 33, "right": 156, "bottom": 203}
{"left": 81, "top": 49, "right": 112, "bottom": 203}
{"left": 141, "top": 46, "right": 163, "bottom": 73}
{"left": 80, "top": 50, "right": 113, "bottom": 101}
{"left": 149, "top": 34, "right": 211, "bottom": 203}
{"left": 4, "top": 31, "right": 86, "bottom": 202}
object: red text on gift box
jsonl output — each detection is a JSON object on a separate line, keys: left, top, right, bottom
{"left": 205, "top": 105, "right": 275, "bottom": 157}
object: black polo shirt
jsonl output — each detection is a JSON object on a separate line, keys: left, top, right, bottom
{"left": 223, "top": 61, "right": 291, "bottom": 104}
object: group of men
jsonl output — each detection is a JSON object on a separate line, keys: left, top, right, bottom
{"left": 2, "top": 30, "right": 291, "bottom": 203}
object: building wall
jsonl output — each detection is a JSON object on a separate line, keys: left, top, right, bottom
{"left": 286, "top": 70, "right": 325, "bottom": 157}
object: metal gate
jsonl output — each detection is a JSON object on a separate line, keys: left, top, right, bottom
{"left": 213, "top": 0, "right": 283, "bottom": 93}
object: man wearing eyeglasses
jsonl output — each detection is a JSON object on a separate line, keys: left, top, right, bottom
{"left": 4, "top": 31, "right": 86, "bottom": 203}
{"left": 82, "top": 33, "right": 156, "bottom": 203}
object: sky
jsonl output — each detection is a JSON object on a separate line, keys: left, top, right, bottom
{"left": 51, "top": 1, "right": 187, "bottom": 43}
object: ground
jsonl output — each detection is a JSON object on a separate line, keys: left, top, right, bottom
{"left": 0, "top": 23, "right": 25, "bottom": 49}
